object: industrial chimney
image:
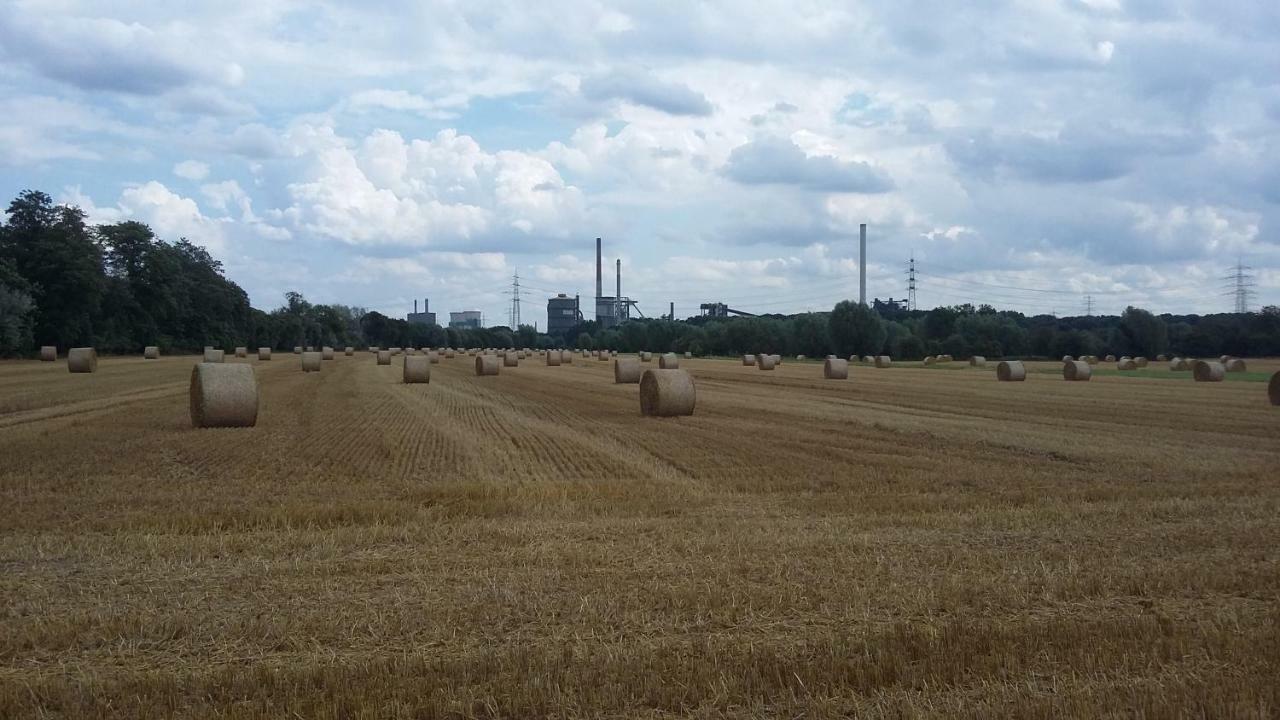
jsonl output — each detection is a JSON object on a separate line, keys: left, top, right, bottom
{"left": 859, "top": 223, "right": 867, "bottom": 306}
{"left": 595, "top": 237, "right": 603, "bottom": 301}
{"left": 616, "top": 258, "right": 621, "bottom": 300}
{"left": 414, "top": 299, "right": 418, "bottom": 314}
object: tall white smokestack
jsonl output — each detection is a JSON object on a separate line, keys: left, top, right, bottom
{"left": 859, "top": 223, "right": 867, "bottom": 305}
{"left": 595, "top": 237, "right": 603, "bottom": 300}
{"left": 616, "top": 258, "right": 621, "bottom": 299}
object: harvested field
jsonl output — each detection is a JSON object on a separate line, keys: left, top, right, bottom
{"left": 2, "top": 354, "right": 1279, "bottom": 718}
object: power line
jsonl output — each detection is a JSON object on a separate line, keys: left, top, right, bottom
{"left": 1084, "top": 294, "right": 1094, "bottom": 316}
{"left": 906, "top": 253, "right": 917, "bottom": 311}
{"left": 1221, "top": 259, "right": 1256, "bottom": 313}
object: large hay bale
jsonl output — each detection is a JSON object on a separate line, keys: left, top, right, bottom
{"left": 614, "top": 357, "right": 642, "bottom": 383}
{"left": 1135, "top": 356, "right": 1148, "bottom": 368}
{"left": 1219, "top": 355, "right": 1231, "bottom": 364}
{"left": 426, "top": 351, "right": 440, "bottom": 364}
{"left": 189, "top": 363, "right": 258, "bottom": 428}
{"left": 301, "top": 351, "right": 322, "bottom": 372}
{"left": 1063, "top": 360, "right": 1092, "bottom": 381}
{"left": 1193, "top": 360, "right": 1224, "bottom": 382}
{"left": 639, "top": 369, "right": 695, "bottom": 417}
{"left": 640, "top": 352, "right": 652, "bottom": 362}
{"left": 476, "top": 355, "right": 500, "bottom": 376}
{"left": 659, "top": 353, "right": 679, "bottom": 369}
{"left": 823, "top": 357, "right": 848, "bottom": 379}
{"left": 1117, "top": 358, "right": 1137, "bottom": 370}
{"left": 235, "top": 346, "right": 247, "bottom": 358}
{"left": 771, "top": 354, "right": 783, "bottom": 365}
{"left": 322, "top": 347, "right": 335, "bottom": 361}
{"left": 796, "top": 354, "right": 806, "bottom": 361}
{"left": 293, "top": 346, "right": 302, "bottom": 354}
{"left": 144, "top": 346, "right": 160, "bottom": 360}
{"left": 1084, "top": 355, "right": 1098, "bottom": 365}
{"left": 874, "top": 356, "right": 891, "bottom": 368}
{"left": 996, "top": 360, "right": 1026, "bottom": 382}
{"left": 377, "top": 350, "right": 391, "bottom": 365}
{"left": 758, "top": 354, "right": 777, "bottom": 370}
{"left": 597, "top": 352, "right": 609, "bottom": 362}
{"left": 344, "top": 347, "right": 354, "bottom": 356}
{"left": 1269, "top": 371, "right": 1279, "bottom": 406}
{"left": 938, "top": 354, "right": 953, "bottom": 363}
{"left": 306, "top": 346, "right": 315, "bottom": 352}
{"left": 742, "top": 354, "right": 756, "bottom": 366}
{"left": 39, "top": 345, "right": 56, "bottom": 361}
{"left": 258, "top": 347, "right": 272, "bottom": 361}
{"left": 203, "top": 348, "right": 225, "bottom": 363}
{"left": 684, "top": 351, "right": 692, "bottom": 358}
{"left": 1104, "top": 354, "right": 1116, "bottom": 362}
{"left": 1156, "top": 354, "right": 1167, "bottom": 362}
{"left": 67, "top": 347, "right": 97, "bottom": 373}
{"left": 1062, "top": 355, "right": 1074, "bottom": 362}
{"left": 503, "top": 352, "right": 519, "bottom": 367}
{"left": 923, "top": 356, "right": 935, "bottom": 366}
{"left": 389, "top": 347, "right": 401, "bottom": 355}
{"left": 403, "top": 355, "right": 430, "bottom": 383}
{"left": 560, "top": 350, "right": 573, "bottom": 363}
{"left": 445, "top": 349, "right": 456, "bottom": 359}
{"left": 862, "top": 355, "right": 875, "bottom": 364}
{"left": 546, "top": 350, "right": 561, "bottom": 366}
{"left": 1225, "top": 358, "right": 1247, "bottom": 372}
{"left": 970, "top": 356, "right": 986, "bottom": 367}
{"left": 1169, "top": 357, "right": 1189, "bottom": 371}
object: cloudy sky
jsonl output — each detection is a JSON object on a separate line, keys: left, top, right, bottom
{"left": 2, "top": 0, "right": 1278, "bottom": 324}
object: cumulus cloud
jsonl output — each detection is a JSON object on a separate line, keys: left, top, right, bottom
{"left": 580, "top": 68, "right": 714, "bottom": 116}
{"left": 173, "top": 160, "right": 209, "bottom": 180}
{"left": 723, "top": 137, "right": 894, "bottom": 193}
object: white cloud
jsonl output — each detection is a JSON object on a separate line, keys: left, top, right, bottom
{"left": 173, "top": 160, "right": 209, "bottom": 180}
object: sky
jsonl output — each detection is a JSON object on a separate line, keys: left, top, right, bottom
{"left": 1, "top": 0, "right": 1278, "bottom": 325}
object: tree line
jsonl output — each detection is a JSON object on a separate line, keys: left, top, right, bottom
{"left": 2, "top": 189, "right": 1276, "bottom": 359}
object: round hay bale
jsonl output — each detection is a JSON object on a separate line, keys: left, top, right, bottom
{"left": 546, "top": 350, "right": 561, "bottom": 366}
{"left": 476, "top": 355, "right": 500, "bottom": 376}
{"left": 235, "top": 347, "right": 247, "bottom": 358}
{"left": 874, "top": 356, "right": 891, "bottom": 369}
{"left": 1063, "top": 360, "right": 1092, "bottom": 381}
{"left": 377, "top": 350, "right": 391, "bottom": 365}
{"left": 301, "top": 351, "right": 322, "bottom": 372}
{"left": 970, "top": 356, "right": 986, "bottom": 367}
{"left": 1104, "top": 354, "right": 1116, "bottom": 362}
{"left": 923, "top": 356, "right": 935, "bottom": 366}
{"left": 1062, "top": 355, "right": 1073, "bottom": 362}
{"left": 996, "top": 360, "right": 1026, "bottom": 382}
{"left": 39, "top": 345, "right": 56, "bottom": 361}
{"left": 1117, "top": 358, "right": 1137, "bottom": 371}
{"left": 203, "top": 348, "right": 225, "bottom": 363}
{"left": 1193, "top": 360, "right": 1225, "bottom": 382}
{"left": 640, "top": 352, "right": 652, "bottom": 362}
{"left": 368, "top": 346, "right": 379, "bottom": 353}
{"left": 1219, "top": 355, "right": 1231, "bottom": 364}
{"left": 306, "top": 346, "right": 315, "bottom": 352}
{"left": 862, "top": 355, "right": 875, "bottom": 364}
{"left": 189, "top": 363, "right": 258, "bottom": 428}
{"left": 561, "top": 350, "right": 573, "bottom": 364}
{"left": 639, "top": 369, "right": 695, "bottom": 417}
{"left": 758, "top": 354, "right": 777, "bottom": 370}
{"left": 939, "top": 354, "right": 953, "bottom": 363}
{"left": 597, "top": 352, "right": 609, "bottom": 362}
{"left": 742, "top": 354, "right": 756, "bottom": 366}
{"left": 321, "top": 347, "right": 335, "bottom": 361}
{"left": 403, "top": 355, "right": 430, "bottom": 383}
{"left": 1225, "top": 358, "right": 1247, "bottom": 372}
{"left": 614, "top": 357, "right": 642, "bottom": 383}
{"left": 796, "top": 354, "right": 806, "bottom": 361}
{"left": 1169, "top": 357, "right": 1189, "bottom": 371}
{"left": 258, "top": 347, "right": 272, "bottom": 361}
{"left": 1156, "top": 354, "right": 1167, "bottom": 362}
{"left": 684, "top": 351, "right": 692, "bottom": 358}
{"left": 772, "top": 354, "right": 782, "bottom": 365}
{"left": 293, "top": 346, "right": 302, "bottom": 354}
{"left": 426, "top": 351, "right": 440, "bottom": 364}
{"left": 1269, "top": 371, "right": 1280, "bottom": 406}
{"left": 67, "top": 347, "right": 97, "bottom": 373}
{"left": 823, "top": 357, "right": 848, "bottom": 379}
{"left": 389, "top": 347, "right": 401, "bottom": 355}
{"left": 445, "top": 350, "right": 456, "bottom": 359}
{"left": 144, "top": 346, "right": 160, "bottom": 360}
{"left": 344, "top": 347, "right": 354, "bottom": 356}
{"left": 659, "top": 353, "right": 679, "bottom": 369}
{"left": 503, "top": 352, "right": 519, "bottom": 367}
{"left": 1135, "top": 357, "right": 1148, "bottom": 368}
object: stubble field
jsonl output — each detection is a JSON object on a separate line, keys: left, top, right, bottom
{"left": 1, "top": 351, "right": 1278, "bottom": 718}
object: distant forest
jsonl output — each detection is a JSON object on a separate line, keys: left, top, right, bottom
{"left": 2, "top": 189, "right": 1277, "bottom": 359}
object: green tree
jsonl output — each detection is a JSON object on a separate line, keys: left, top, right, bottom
{"left": 1119, "top": 306, "right": 1168, "bottom": 357}
{"left": 829, "top": 301, "right": 887, "bottom": 357}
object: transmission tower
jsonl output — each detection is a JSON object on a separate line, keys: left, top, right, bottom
{"left": 906, "top": 253, "right": 917, "bottom": 311}
{"left": 1084, "top": 295, "right": 1095, "bottom": 316}
{"left": 507, "top": 270, "right": 522, "bottom": 328}
{"left": 1221, "top": 259, "right": 1256, "bottom": 313}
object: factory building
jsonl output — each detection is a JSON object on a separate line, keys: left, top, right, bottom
{"left": 547, "top": 294, "right": 581, "bottom": 339}
{"left": 448, "top": 310, "right": 483, "bottom": 329}
{"left": 406, "top": 299, "right": 437, "bottom": 326}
